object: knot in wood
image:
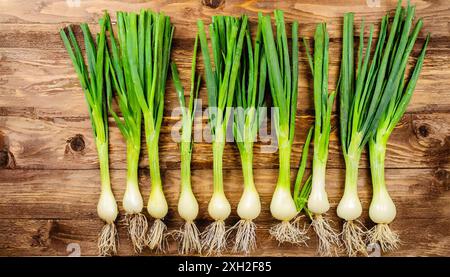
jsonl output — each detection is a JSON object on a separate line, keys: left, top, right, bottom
{"left": 202, "top": 0, "right": 224, "bottom": 9}
{"left": 0, "top": 149, "right": 8, "bottom": 168}
{"left": 68, "top": 134, "right": 85, "bottom": 152}
{"left": 418, "top": 125, "right": 430, "bottom": 138}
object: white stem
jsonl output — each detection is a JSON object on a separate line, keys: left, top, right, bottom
{"left": 123, "top": 180, "right": 144, "bottom": 214}
{"left": 147, "top": 186, "right": 168, "bottom": 219}
{"left": 237, "top": 185, "right": 261, "bottom": 220}
{"left": 337, "top": 154, "right": 362, "bottom": 221}
{"left": 308, "top": 163, "right": 330, "bottom": 214}
{"left": 337, "top": 187, "right": 362, "bottom": 221}
{"left": 208, "top": 191, "right": 231, "bottom": 221}
{"left": 369, "top": 186, "right": 396, "bottom": 224}
{"left": 270, "top": 186, "right": 297, "bottom": 221}
{"left": 178, "top": 187, "right": 199, "bottom": 222}
{"left": 97, "top": 188, "right": 118, "bottom": 224}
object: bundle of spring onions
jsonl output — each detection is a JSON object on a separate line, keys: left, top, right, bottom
{"left": 197, "top": 15, "right": 248, "bottom": 254}
{"left": 367, "top": 2, "right": 430, "bottom": 253}
{"left": 337, "top": 0, "right": 423, "bottom": 256}
{"left": 170, "top": 35, "right": 202, "bottom": 254}
{"left": 60, "top": 14, "right": 119, "bottom": 256}
{"left": 103, "top": 12, "right": 148, "bottom": 253}
{"left": 229, "top": 15, "right": 266, "bottom": 254}
{"left": 260, "top": 10, "right": 307, "bottom": 244}
{"left": 302, "top": 23, "right": 340, "bottom": 256}
{"left": 112, "top": 10, "right": 173, "bottom": 251}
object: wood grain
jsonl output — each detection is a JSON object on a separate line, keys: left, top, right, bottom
{"left": 0, "top": 113, "right": 449, "bottom": 170}
{"left": 0, "top": 0, "right": 449, "bottom": 257}
{"left": 0, "top": 0, "right": 448, "bottom": 38}
{"left": 0, "top": 167, "right": 449, "bottom": 256}
{"left": 0, "top": 32, "right": 448, "bottom": 117}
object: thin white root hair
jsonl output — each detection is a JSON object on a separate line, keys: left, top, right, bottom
{"left": 172, "top": 221, "right": 202, "bottom": 255}
{"left": 125, "top": 213, "right": 149, "bottom": 253}
{"left": 228, "top": 220, "right": 257, "bottom": 254}
{"left": 367, "top": 223, "right": 400, "bottom": 253}
{"left": 341, "top": 220, "right": 368, "bottom": 257}
{"left": 201, "top": 220, "right": 227, "bottom": 256}
{"left": 311, "top": 214, "right": 341, "bottom": 257}
{"left": 146, "top": 218, "right": 168, "bottom": 252}
{"left": 269, "top": 220, "right": 309, "bottom": 245}
{"left": 98, "top": 223, "right": 118, "bottom": 256}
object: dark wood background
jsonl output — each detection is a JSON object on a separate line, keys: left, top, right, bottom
{"left": 0, "top": 0, "right": 449, "bottom": 256}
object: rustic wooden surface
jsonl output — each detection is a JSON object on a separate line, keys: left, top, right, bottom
{"left": 0, "top": 0, "right": 449, "bottom": 257}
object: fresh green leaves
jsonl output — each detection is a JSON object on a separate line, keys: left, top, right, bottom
{"left": 260, "top": 10, "right": 299, "bottom": 146}
{"left": 294, "top": 127, "right": 313, "bottom": 213}
{"left": 104, "top": 12, "right": 142, "bottom": 147}
{"left": 233, "top": 15, "right": 267, "bottom": 154}
{"left": 340, "top": 0, "right": 429, "bottom": 155}
{"left": 303, "top": 23, "right": 336, "bottom": 162}
{"left": 60, "top": 14, "right": 109, "bottom": 144}
{"left": 171, "top": 34, "right": 201, "bottom": 162}
{"left": 197, "top": 15, "right": 248, "bottom": 138}
{"left": 339, "top": 0, "right": 413, "bottom": 155}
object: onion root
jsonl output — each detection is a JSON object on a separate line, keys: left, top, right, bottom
{"left": 173, "top": 221, "right": 202, "bottom": 254}
{"left": 341, "top": 220, "right": 367, "bottom": 257}
{"left": 311, "top": 214, "right": 340, "bottom": 256}
{"left": 98, "top": 222, "right": 118, "bottom": 256}
{"left": 269, "top": 220, "right": 309, "bottom": 245}
{"left": 228, "top": 219, "right": 257, "bottom": 254}
{"left": 201, "top": 220, "right": 227, "bottom": 256}
{"left": 367, "top": 223, "right": 400, "bottom": 252}
{"left": 146, "top": 218, "right": 168, "bottom": 252}
{"left": 125, "top": 213, "right": 149, "bottom": 253}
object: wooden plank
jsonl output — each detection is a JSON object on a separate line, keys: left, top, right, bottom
{"left": 0, "top": 167, "right": 448, "bottom": 219}
{"left": 0, "top": 35, "right": 447, "bottom": 117}
{"left": 0, "top": 0, "right": 448, "bottom": 38}
{"left": 0, "top": 167, "right": 448, "bottom": 256}
{"left": 0, "top": 0, "right": 449, "bottom": 258}
{"left": 1, "top": 113, "right": 449, "bottom": 170}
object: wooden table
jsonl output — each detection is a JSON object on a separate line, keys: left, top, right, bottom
{"left": 0, "top": 0, "right": 449, "bottom": 256}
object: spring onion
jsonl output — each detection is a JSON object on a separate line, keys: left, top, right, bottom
{"left": 292, "top": 126, "right": 313, "bottom": 221}
{"left": 60, "top": 15, "right": 119, "bottom": 256}
{"left": 117, "top": 10, "right": 174, "bottom": 251}
{"left": 368, "top": 2, "right": 430, "bottom": 253}
{"left": 197, "top": 15, "right": 248, "bottom": 254}
{"left": 260, "top": 10, "right": 307, "bottom": 244}
{"left": 338, "top": 1, "right": 415, "bottom": 256}
{"left": 228, "top": 15, "right": 266, "bottom": 254}
{"left": 302, "top": 23, "right": 340, "bottom": 256}
{"left": 170, "top": 35, "right": 202, "bottom": 254}
{"left": 104, "top": 12, "right": 149, "bottom": 253}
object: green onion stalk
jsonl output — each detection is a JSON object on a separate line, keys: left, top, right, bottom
{"left": 260, "top": 10, "right": 307, "bottom": 244}
{"left": 170, "top": 35, "right": 202, "bottom": 254}
{"left": 368, "top": 2, "right": 429, "bottom": 253}
{"left": 228, "top": 16, "right": 266, "bottom": 254}
{"left": 197, "top": 15, "right": 248, "bottom": 255}
{"left": 60, "top": 15, "right": 118, "bottom": 256}
{"left": 103, "top": 12, "right": 149, "bottom": 253}
{"left": 303, "top": 23, "right": 340, "bottom": 256}
{"left": 119, "top": 10, "right": 173, "bottom": 251}
{"left": 338, "top": 1, "right": 413, "bottom": 256}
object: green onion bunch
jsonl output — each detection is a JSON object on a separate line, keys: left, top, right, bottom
{"left": 60, "top": 14, "right": 119, "bottom": 256}
{"left": 197, "top": 15, "right": 248, "bottom": 255}
{"left": 103, "top": 12, "right": 149, "bottom": 253}
{"left": 228, "top": 15, "right": 267, "bottom": 254}
{"left": 260, "top": 10, "right": 308, "bottom": 244}
{"left": 170, "top": 35, "right": 202, "bottom": 254}
{"left": 337, "top": 0, "right": 428, "bottom": 256}
{"left": 367, "top": 1, "right": 429, "bottom": 253}
{"left": 303, "top": 23, "right": 340, "bottom": 256}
